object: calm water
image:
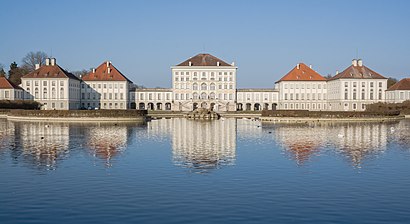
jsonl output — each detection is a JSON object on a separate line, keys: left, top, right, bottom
{"left": 0, "top": 118, "right": 410, "bottom": 224}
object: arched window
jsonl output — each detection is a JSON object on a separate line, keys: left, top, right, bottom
{"left": 193, "top": 92, "right": 198, "bottom": 100}
{"left": 201, "top": 83, "right": 207, "bottom": 90}
{"left": 210, "top": 83, "right": 216, "bottom": 90}
{"left": 201, "top": 92, "right": 207, "bottom": 99}
{"left": 192, "top": 83, "right": 198, "bottom": 90}
{"left": 34, "top": 87, "right": 38, "bottom": 99}
{"left": 51, "top": 88, "right": 56, "bottom": 99}
{"left": 43, "top": 88, "right": 47, "bottom": 99}
{"left": 60, "top": 88, "right": 64, "bottom": 99}
{"left": 209, "top": 92, "right": 215, "bottom": 99}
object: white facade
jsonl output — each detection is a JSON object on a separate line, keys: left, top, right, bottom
{"left": 134, "top": 88, "right": 173, "bottom": 110}
{"left": 21, "top": 78, "right": 81, "bottom": 110}
{"left": 327, "top": 79, "right": 387, "bottom": 111}
{"left": 80, "top": 81, "right": 130, "bottom": 109}
{"left": 277, "top": 81, "right": 328, "bottom": 111}
{"left": 170, "top": 54, "right": 237, "bottom": 112}
{"left": 386, "top": 90, "right": 410, "bottom": 103}
{"left": 0, "top": 88, "right": 23, "bottom": 101}
{"left": 236, "top": 89, "right": 279, "bottom": 111}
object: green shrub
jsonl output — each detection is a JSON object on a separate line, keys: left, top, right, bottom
{"left": 0, "top": 100, "right": 41, "bottom": 110}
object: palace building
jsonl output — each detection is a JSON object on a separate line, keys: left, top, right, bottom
{"left": 1, "top": 54, "right": 406, "bottom": 111}
{"left": 386, "top": 78, "right": 410, "bottom": 103}
{"left": 20, "top": 58, "right": 81, "bottom": 110}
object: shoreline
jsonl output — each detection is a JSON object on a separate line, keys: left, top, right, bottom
{"left": 4, "top": 115, "right": 145, "bottom": 123}
{"left": 260, "top": 116, "right": 404, "bottom": 123}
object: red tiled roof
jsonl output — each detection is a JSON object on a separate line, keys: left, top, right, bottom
{"left": 329, "top": 64, "right": 386, "bottom": 80}
{"left": 277, "top": 63, "right": 326, "bottom": 82}
{"left": 22, "top": 64, "right": 80, "bottom": 81}
{"left": 177, "top": 53, "right": 232, "bottom": 66}
{"left": 82, "top": 61, "right": 132, "bottom": 82}
{"left": 387, "top": 78, "right": 410, "bottom": 91}
{"left": 0, "top": 77, "right": 23, "bottom": 89}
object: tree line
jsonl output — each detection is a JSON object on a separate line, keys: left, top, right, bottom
{"left": 0, "top": 51, "right": 89, "bottom": 86}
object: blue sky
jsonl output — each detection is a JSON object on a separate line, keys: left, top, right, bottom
{"left": 0, "top": 0, "right": 409, "bottom": 88}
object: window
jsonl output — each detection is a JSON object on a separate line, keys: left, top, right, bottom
{"left": 5, "top": 91, "right": 9, "bottom": 98}
{"left": 362, "top": 82, "right": 365, "bottom": 87}
{"left": 344, "top": 89, "right": 348, "bottom": 100}
{"left": 370, "top": 89, "right": 374, "bottom": 100}
{"left": 26, "top": 81, "right": 30, "bottom": 86}
{"left": 284, "top": 93, "right": 288, "bottom": 100}
{"left": 378, "top": 89, "right": 382, "bottom": 100}
{"left": 345, "top": 82, "right": 348, "bottom": 87}
{"left": 109, "top": 93, "right": 112, "bottom": 100}
{"left": 60, "top": 81, "right": 64, "bottom": 86}
{"left": 201, "top": 92, "right": 207, "bottom": 99}
{"left": 193, "top": 92, "right": 198, "bottom": 99}
{"left": 362, "top": 89, "right": 365, "bottom": 100}
{"left": 82, "top": 93, "right": 85, "bottom": 99}
{"left": 353, "top": 89, "right": 357, "bottom": 100}
{"left": 201, "top": 83, "right": 207, "bottom": 90}
{"left": 379, "top": 82, "right": 382, "bottom": 88}
{"left": 52, "top": 88, "right": 56, "bottom": 99}
{"left": 210, "top": 83, "right": 216, "bottom": 90}
{"left": 43, "top": 88, "right": 47, "bottom": 99}
{"left": 35, "top": 81, "right": 39, "bottom": 86}
{"left": 353, "top": 82, "right": 357, "bottom": 88}
{"left": 370, "top": 82, "right": 374, "bottom": 88}
{"left": 115, "top": 93, "right": 118, "bottom": 100}
{"left": 193, "top": 83, "right": 198, "bottom": 90}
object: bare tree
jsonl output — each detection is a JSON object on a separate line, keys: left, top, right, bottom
{"left": 22, "top": 51, "right": 48, "bottom": 72}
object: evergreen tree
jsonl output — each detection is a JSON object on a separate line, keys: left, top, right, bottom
{"left": 8, "top": 62, "right": 27, "bottom": 85}
{"left": 0, "top": 63, "right": 6, "bottom": 77}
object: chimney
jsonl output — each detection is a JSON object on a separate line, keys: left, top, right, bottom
{"left": 92, "top": 68, "right": 95, "bottom": 73}
{"left": 352, "top": 59, "right": 358, "bottom": 66}
{"left": 217, "top": 61, "right": 220, "bottom": 66}
{"left": 106, "top": 61, "right": 110, "bottom": 67}
{"left": 296, "top": 63, "right": 300, "bottom": 69}
{"left": 309, "top": 64, "right": 312, "bottom": 69}
{"left": 35, "top": 64, "right": 40, "bottom": 70}
{"left": 189, "top": 61, "right": 192, "bottom": 66}
{"left": 108, "top": 67, "right": 111, "bottom": 74}
{"left": 50, "top": 58, "right": 56, "bottom": 66}
{"left": 357, "top": 59, "right": 363, "bottom": 67}
{"left": 336, "top": 70, "right": 339, "bottom": 75}
{"left": 231, "top": 62, "right": 235, "bottom": 66}
{"left": 45, "top": 58, "right": 50, "bottom": 66}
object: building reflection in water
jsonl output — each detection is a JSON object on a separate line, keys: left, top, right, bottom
{"left": 148, "top": 118, "right": 236, "bottom": 173}
{"left": 83, "top": 124, "right": 130, "bottom": 167}
{"left": 269, "top": 121, "right": 394, "bottom": 167}
{"left": 271, "top": 123, "right": 325, "bottom": 166}
{"left": 16, "top": 122, "right": 70, "bottom": 170}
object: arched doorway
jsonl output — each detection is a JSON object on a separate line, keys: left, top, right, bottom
{"left": 237, "top": 103, "right": 243, "bottom": 111}
{"left": 131, "top": 102, "right": 136, "bottom": 109}
{"left": 193, "top": 103, "right": 198, "bottom": 110}
{"left": 246, "top": 103, "right": 251, "bottom": 111}
{"left": 272, "top": 103, "right": 277, "bottom": 111}
{"left": 139, "top": 103, "right": 145, "bottom": 110}
{"left": 156, "top": 103, "right": 162, "bottom": 110}
{"left": 165, "top": 103, "right": 171, "bottom": 110}
{"left": 254, "top": 103, "right": 261, "bottom": 111}
{"left": 147, "top": 102, "right": 154, "bottom": 110}
{"left": 264, "top": 103, "right": 269, "bottom": 110}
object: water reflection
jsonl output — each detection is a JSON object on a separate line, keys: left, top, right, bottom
{"left": 269, "top": 122, "right": 396, "bottom": 167}
{"left": 16, "top": 122, "right": 70, "bottom": 170}
{"left": 83, "top": 124, "right": 130, "bottom": 167}
{"left": 0, "top": 118, "right": 409, "bottom": 171}
{"left": 148, "top": 118, "right": 236, "bottom": 173}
